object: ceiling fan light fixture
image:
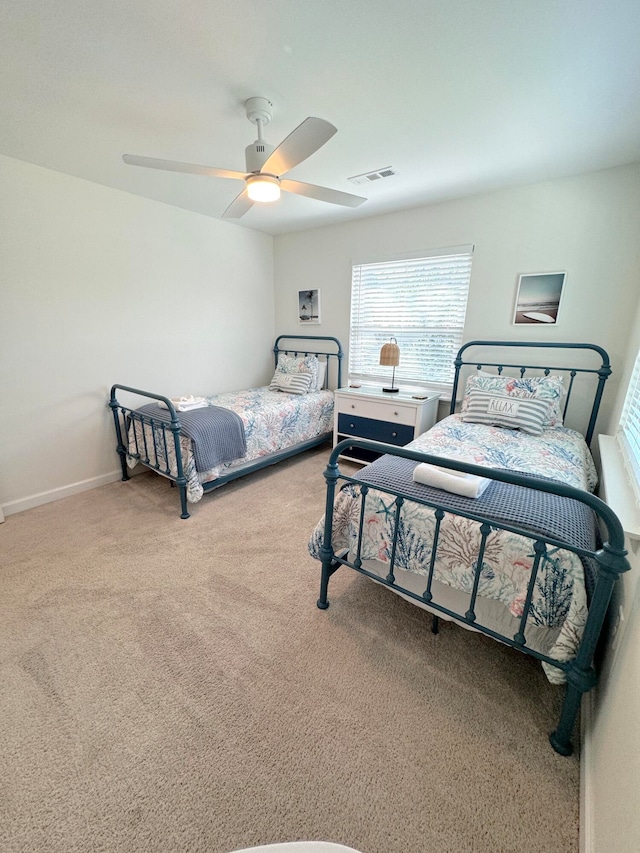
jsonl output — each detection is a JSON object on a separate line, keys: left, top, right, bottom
{"left": 246, "top": 174, "right": 281, "bottom": 203}
{"left": 123, "top": 98, "right": 367, "bottom": 219}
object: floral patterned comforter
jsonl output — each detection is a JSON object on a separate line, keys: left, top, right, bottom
{"left": 308, "top": 415, "right": 598, "bottom": 683}
{"left": 128, "top": 387, "right": 333, "bottom": 502}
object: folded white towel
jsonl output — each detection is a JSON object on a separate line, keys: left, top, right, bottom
{"left": 412, "top": 462, "right": 490, "bottom": 498}
{"left": 175, "top": 402, "right": 207, "bottom": 411}
{"left": 158, "top": 396, "right": 207, "bottom": 412}
{"left": 431, "top": 463, "right": 471, "bottom": 478}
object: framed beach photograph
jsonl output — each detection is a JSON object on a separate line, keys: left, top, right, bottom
{"left": 513, "top": 272, "right": 566, "bottom": 325}
{"left": 298, "top": 288, "right": 321, "bottom": 324}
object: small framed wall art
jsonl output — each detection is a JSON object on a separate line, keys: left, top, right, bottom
{"left": 298, "top": 289, "right": 321, "bottom": 324}
{"left": 513, "top": 272, "right": 566, "bottom": 325}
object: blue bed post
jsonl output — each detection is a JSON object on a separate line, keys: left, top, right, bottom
{"left": 317, "top": 450, "right": 341, "bottom": 609}
{"left": 550, "top": 527, "right": 630, "bottom": 755}
{"left": 585, "top": 353, "right": 612, "bottom": 446}
{"left": 167, "top": 416, "right": 190, "bottom": 520}
{"left": 449, "top": 350, "right": 464, "bottom": 415}
{"left": 109, "top": 388, "right": 130, "bottom": 482}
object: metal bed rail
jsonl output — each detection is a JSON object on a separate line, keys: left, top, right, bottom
{"left": 316, "top": 438, "right": 630, "bottom": 756}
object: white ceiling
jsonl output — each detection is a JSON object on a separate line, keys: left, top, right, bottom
{"left": 2, "top": 0, "right": 640, "bottom": 236}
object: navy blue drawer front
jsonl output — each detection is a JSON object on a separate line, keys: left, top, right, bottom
{"left": 337, "top": 413, "right": 414, "bottom": 446}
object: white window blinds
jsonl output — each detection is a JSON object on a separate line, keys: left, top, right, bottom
{"left": 349, "top": 246, "right": 473, "bottom": 392}
{"left": 618, "top": 348, "right": 640, "bottom": 497}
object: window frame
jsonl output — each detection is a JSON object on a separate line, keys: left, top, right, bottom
{"left": 348, "top": 245, "right": 473, "bottom": 395}
{"left": 617, "top": 346, "right": 640, "bottom": 504}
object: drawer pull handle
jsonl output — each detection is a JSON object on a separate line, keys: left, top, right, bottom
{"left": 350, "top": 423, "right": 355, "bottom": 429}
{"left": 351, "top": 404, "right": 355, "bottom": 409}
{"left": 394, "top": 411, "right": 398, "bottom": 416}
{"left": 391, "top": 431, "right": 397, "bottom": 437}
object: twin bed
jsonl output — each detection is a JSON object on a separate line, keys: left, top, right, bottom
{"left": 109, "top": 335, "right": 343, "bottom": 518}
{"left": 110, "top": 336, "right": 628, "bottom": 754}
{"left": 308, "top": 340, "right": 629, "bottom": 755}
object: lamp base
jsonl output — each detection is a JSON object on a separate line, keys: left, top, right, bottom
{"left": 382, "top": 387, "right": 400, "bottom": 393}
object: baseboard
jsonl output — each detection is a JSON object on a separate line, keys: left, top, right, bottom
{"left": 1, "top": 470, "right": 124, "bottom": 517}
{"left": 580, "top": 690, "right": 595, "bottom": 853}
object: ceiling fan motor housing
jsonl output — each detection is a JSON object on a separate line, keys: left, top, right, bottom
{"left": 245, "top": 140, "right": 275, "bottom": 173}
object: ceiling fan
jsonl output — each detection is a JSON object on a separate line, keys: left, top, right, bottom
{"left": 123, "top": 97, "right": 367, "bottom": 219}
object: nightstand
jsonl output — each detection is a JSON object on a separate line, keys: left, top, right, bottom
{"left": 333, "top": 386, "right": 440, "bottom": 464}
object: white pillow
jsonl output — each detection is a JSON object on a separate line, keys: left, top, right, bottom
{"left": 269, "top": 370, "right": 313, "bottom": 395}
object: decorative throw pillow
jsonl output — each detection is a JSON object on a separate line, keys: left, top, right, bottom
{"left": 269, "top": 370, "right": 313, "bottom": 395}
{"left": 461, "top": 390, "right": 550, "bottom": 435}
{"left": 461, "top": 370, "right": 564, "bottom": 427}
{"left": 275, "top": 354, "right": 321, "bottom": 391}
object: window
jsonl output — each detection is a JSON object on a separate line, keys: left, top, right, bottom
{"left": 618, "top": 347, "right": 640, "bottom": 500}
{"left": 349, "top": 245, "right": 473, "bottom": 393}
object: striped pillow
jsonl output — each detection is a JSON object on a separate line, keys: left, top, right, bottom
{"left": 461, "top": 390, "right": 549, "bottom": 436}
{"left": 461, "top": 371, "right": 564, "bottom": 427}
{"left": 269, "top": 370, "right": 313, "bottom": 395}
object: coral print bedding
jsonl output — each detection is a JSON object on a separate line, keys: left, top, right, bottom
{"left": 308, "top": 414, "right": 598, "bottom": 683}
{"left": 128, "top": 387, "right": 333, "bottom": 503}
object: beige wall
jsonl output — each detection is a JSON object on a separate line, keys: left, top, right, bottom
{"left": 0, "top": 154, "right": 274, "bottom": 512}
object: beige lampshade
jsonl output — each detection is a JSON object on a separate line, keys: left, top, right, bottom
{"left": 379, "top": 338, "right": 400, "bottom": 367}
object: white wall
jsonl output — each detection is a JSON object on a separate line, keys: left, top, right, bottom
{"left": 0, "top": 154, "right": 274, "bottom": 513}
{"left": 586, "top": 296, "right": 640, "bottom": 853}
{"left": 274, "top": 163, "right": 640, "bottom": 427}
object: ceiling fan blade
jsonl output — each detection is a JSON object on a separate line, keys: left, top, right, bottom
{"left": 123, "top": 154, "right": 246, "bottom": 182}
{"left": 222, "top": 188, "right": 255, "bottom": 219}
{"left": 280, "top": 179, "right": 367, "bottom": 208}
{"left": 261, "top": 117, "right": 337, "bottom": 176}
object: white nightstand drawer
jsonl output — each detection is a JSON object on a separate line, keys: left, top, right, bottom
{"left": 337, "top": 397, "right": 416, "bottom": 426}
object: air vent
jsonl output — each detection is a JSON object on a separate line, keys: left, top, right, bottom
{"left": 348, "top": 167, "right": 396, "bottom": 185}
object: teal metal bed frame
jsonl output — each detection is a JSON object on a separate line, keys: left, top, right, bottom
{"left": 109, "top": 335, "right": 343, "bottom": 519}
{"left": 316, "top": 340, "right": 629, "bottom": 755}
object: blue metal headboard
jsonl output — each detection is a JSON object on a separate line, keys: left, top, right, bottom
{"left": 450, "top": 340, "right": 612, "bottom": 446}
{"left": 274, "top": 334, "right": 344, "bottom": 390}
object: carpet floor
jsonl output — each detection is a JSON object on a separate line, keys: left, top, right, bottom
{"left": 0, "top": 445, "right": 579, "bottom": 852}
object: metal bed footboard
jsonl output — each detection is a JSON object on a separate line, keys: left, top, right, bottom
{"left": 317, "top": 439, "right": 630, "bottom": 755}
{"left": 109, "top": 386, "right": 191, "bottom": 518}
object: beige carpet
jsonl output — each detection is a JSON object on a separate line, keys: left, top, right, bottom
{"left": 0, "top": 445, "right": 579, "bottom": 853}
